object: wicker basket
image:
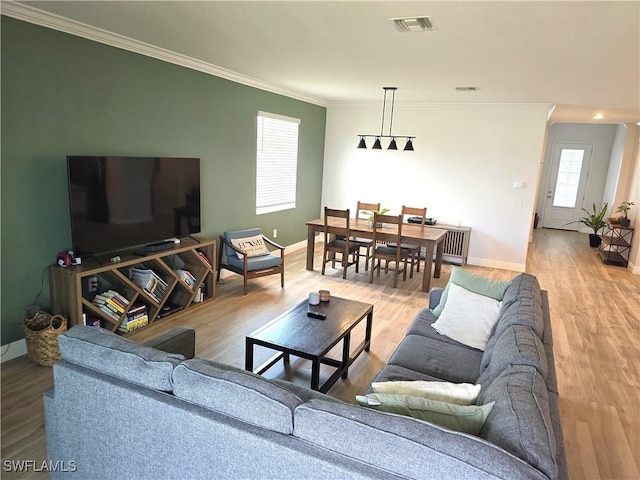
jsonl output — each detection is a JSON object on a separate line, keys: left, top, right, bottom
{"left": 21, "top": 307, "right": 67, "bottom": 366}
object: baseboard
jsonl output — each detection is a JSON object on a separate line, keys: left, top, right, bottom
{"left": 0, "top": 338, "right": 28, "bottom": 363}
{"left": 467, "top": 257, "right": 526, "bottom": 272}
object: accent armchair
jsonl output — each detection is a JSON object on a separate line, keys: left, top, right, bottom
{"left": 217, "top": 228, "right": 285, "bottom": 295}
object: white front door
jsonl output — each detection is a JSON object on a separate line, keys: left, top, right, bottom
{"left": 542, "top": 144, "right": 593, "bottom": 230}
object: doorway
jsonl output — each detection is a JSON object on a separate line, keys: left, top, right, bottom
{"left": 542, "top": 143, "right": 593, "bottom": 230}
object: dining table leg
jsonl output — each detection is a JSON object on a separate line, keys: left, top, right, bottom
{"left": 434, "top": 236, "right": 445, "bottom": 278}
{"left": 306, "top": 224, "right": 316, "bottom": 270}
{"left": 422, "top": 242, "right": 435, "bottom": 292}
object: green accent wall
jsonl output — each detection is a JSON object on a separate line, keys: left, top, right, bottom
{"left": 1, "top": 17, "right": 326, "bottom": 345}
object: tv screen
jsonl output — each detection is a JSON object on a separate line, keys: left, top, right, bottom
{"left": 67, "top": 156, "right": 201, "bottom": 256}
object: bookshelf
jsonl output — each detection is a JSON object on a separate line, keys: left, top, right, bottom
{"left": 50, "top": 237, "right": 215, "bottom": 334}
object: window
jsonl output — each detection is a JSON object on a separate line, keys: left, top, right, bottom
{"left": 552, "top": 148, "right": 585, "bottom": 208}
{"left": 256, "top": 111, "right": 300, "bottom": 215}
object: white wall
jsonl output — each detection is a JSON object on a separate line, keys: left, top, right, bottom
{"left": 622, "top": 126, "right": 640, "bottom": 273}
{"left": 536, "top": 123, "right": 617, "bottom": 230}
{"left": 603, "top": 124, "right": 628, "bottom": 209}
{"left": 322, "top": 103, "right": 550, "bottom": 271}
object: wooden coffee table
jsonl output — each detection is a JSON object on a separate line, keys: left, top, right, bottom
{"left": 245, "top": 297, "right": 373, "bottom": 393}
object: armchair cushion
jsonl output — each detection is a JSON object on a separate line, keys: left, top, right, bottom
{"left": 223, "top": 228, "right": 263, "bottom": 258}
{"left": 230, "top": 234, "right": 270, "bottom": 259}
{"left": 227, "top": 253, "right": 282, "bottom": 271}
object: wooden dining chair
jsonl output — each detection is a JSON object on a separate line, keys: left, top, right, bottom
{"left": 401, "top": 205, "right": 427, "bottom": 277}
{"left": 322, "top": 207, "right": 360, "bottom": 279}
{"left": 369, "top": 213, "right": 412, "bottom": 288}
{"left": 352, "top": 201, "right": 380, "bottom": 271}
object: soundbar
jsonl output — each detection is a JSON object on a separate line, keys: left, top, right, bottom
{"left": 133, "top": 240, "right": 176, "bottom": 256}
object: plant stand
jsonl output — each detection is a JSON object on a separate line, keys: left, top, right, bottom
{"left": 599, "top": 223, "right": 634, "bottom": 267}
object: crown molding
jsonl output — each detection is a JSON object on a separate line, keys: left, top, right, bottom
{"left": 1, "top": 1, "right": 328, "bottom": 108}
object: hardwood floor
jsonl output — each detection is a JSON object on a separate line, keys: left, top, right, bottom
{"left": 1, "top": 228, "right": 639, "bottom": 479}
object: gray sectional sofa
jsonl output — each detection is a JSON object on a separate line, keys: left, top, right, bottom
{"left": 44, "top": 272, "right": 566, "bottom": 479}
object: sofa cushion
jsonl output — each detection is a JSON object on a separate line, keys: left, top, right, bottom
{"left": 501, "top": 273, "right": 542, "bottom": 311}
{"left": 388, "top": 335, "right": 483, "bottom": 384}
{"left": 293, "top": 399, "right": 549, "bottom": 480}
{"left": 58, "top": 325, "right": 184, "bottom": 392}
{"left": 370, "top": 363, "right": 452, "bottom": 386}
{"left": 494, "top": 296, "right": 545, "bottom": 340}
{"left": 478, "top": 365, "right": 558, "bottom": 480}
{"left": 477, "top": 325, "right": 548, "bottom": 386}
{"left": 406, "top": 308, "right": 472, "bottom": 347}
{"left": 432, "top": 266, "right": 512, "bottom": 317}
{"left": 371, "top": 380, "right": 480, "bottom": 405}
{"left": 356, "top": 394, "right": 494, "bottom": 435}
{"left": 172, "top": 359, "right": 302, "bottom": 434}
{"left": 431, "top": 283, "right": 502, "bottom": 351}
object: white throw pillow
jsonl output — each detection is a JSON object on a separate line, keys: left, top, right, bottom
{"left": 230, "top": 235, "right": 269, "bottom": 259}
{"left": 371, "top": 381, "right": 481, "bottom": 405}
{"left": 431, "top": 282, "right": 501, "bottom": 351}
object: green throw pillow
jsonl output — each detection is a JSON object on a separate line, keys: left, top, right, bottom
{"left": 356, "top": 393, "right": 494, "bottom": 436}
{"left": 432, "top": 266, "right": 512, "bottom": 317}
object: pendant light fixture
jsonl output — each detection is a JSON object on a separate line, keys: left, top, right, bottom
{"left": 357, "top": 87, "right": 415, "bottom": 151}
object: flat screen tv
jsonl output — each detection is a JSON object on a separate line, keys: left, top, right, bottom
{"left": 66, "top": 156, "right": 201, "bottom": 256}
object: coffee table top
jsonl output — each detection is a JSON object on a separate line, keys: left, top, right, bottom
{"left": 247, "top": 296, "right": 373, "bottom": 357}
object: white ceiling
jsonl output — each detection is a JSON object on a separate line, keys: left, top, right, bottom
{"left": 6, "top": 1, "right": 640, "bottom": 123}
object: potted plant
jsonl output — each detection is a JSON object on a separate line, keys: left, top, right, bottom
{"left": 565, "top": 202, "right": 608, "bottom": 247}
{"left": 615, "top": 201, "right": 634, "bottom": 228}
{"left": 362, "top": 208, "right": 390, "bottom": 228}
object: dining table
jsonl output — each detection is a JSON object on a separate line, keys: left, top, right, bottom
{"left": 305, "top": 217, "right": 448, "bottom": 292}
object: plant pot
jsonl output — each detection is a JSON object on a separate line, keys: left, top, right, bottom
{"left": 620, "top": 218, "right": 630, "bottom": 228}
{"left": 588, "top": 234, "right": 602, "bottom": 248}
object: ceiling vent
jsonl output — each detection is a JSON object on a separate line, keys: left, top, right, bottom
{"left": 455, "top": 86, "right": 478, "bottom": 91}
{"left": 390, "top": 16, "right": 436, "bottom": 32}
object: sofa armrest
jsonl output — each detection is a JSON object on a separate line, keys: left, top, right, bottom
{"left": 429, "top": 287, "right": 444, "bottom": 310}
{"left": 142, "top": 327, "right": 196, "bottom": 359}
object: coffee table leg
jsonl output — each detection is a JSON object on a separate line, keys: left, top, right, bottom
{"left": 365, "top": 310, "right": 373, "bottom": 352}
{"left": 311, "top": 359, "right": 321, "bottom": 391}
{"left": 245, "top": 338, "right": 254, "bottom": 372}
{"left": 341, "top": 333, "right": 351, "bottom": 379}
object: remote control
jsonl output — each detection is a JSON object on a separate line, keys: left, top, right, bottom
{"left": 307, "top": 310, "right": 326, "bottom": 320}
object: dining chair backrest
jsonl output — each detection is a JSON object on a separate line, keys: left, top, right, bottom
{"left": 402, "top": 205, "right": 427, "bottom": 224}
{"left": 356, "top": 201, "right": 381, "bottom": 219}
{"left": 324, "top": 207, "right": 351, "bottom": 242}
{"left": 373, "top": 213, "right": 403, "bottom": 246}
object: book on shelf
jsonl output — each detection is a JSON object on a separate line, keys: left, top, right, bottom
{"left": 118, "top": 314, "right": 149, "bottom": 333}
{"left": 92, "top": 290, "right": 128, "bottom": 320}
{"left": 175, "top": 269, "right": 196, "bottom": 288}
{"left": 197, "top": 251, "right": 212, "bottom": 267}
{"left": 129, "top": 268, "right": 168, "bottom": 301}
{"left": 118, "top": 302, "right": 149, "bottom": 333}
{"left": 86, "top": 317, "right": 102, "bottom": 328}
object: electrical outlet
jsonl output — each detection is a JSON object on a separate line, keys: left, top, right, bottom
{"left": 88, "top": 276, "right": 98, "bottom": 293}
{"left": 273, "top": 229, "right": 278, "bottom": 238}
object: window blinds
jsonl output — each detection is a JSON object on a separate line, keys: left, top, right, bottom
{"left": 256, "top": 111, "right": 300, "bottom": 215}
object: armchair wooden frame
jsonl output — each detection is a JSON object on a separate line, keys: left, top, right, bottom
{"left": 369, "top": 213, "right": 412, "bottom": 288}
{"left": 217, "top": 233, "right": 285, "bottom": 295}
{"left": 322, "top": 207, "right": 360, "bottom": 279}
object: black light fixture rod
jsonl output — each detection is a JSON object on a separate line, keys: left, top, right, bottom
{"left": 388, "top": 87, "right": 396, "bottom": 136}
{"left": 379, "top": 88, "right": 388, "bottom": 137}
{"left": 357, "top": 87, "right": 414, "bottom": 151}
